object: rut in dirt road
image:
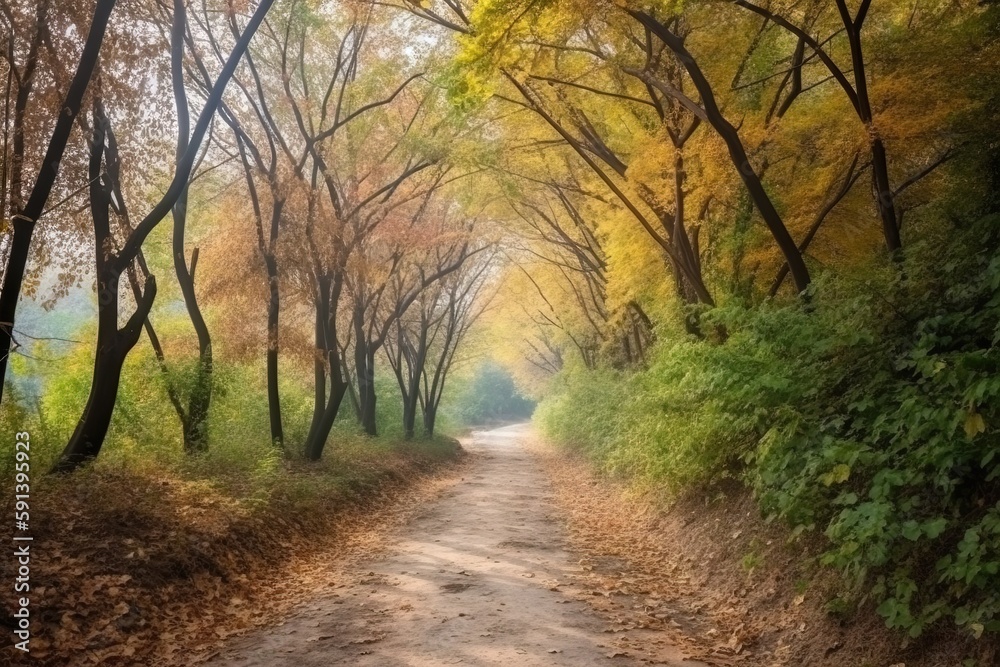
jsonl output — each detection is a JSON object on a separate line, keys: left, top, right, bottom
{"left": 213, "top": 424, "right": 703, "bottom": 666}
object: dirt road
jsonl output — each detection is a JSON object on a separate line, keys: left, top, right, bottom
{"left": 213, "top": 424, "right": 701, "bottom": 666}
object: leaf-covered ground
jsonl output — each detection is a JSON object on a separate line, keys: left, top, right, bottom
{"left": 536, "top": 440, "right": 1000, "bottom": 667}
{"left": 0, "top": 440, "right": 464, "bottom": 666}
{"left": 9, "top": 425, "right": 999, "bottom": 666}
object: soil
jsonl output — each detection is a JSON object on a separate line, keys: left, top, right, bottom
{"left": 209, "top": 424, "right": 1000, "bottom": 667}
{"left": 211, "top": 424, "right": 706, "bottom": 667}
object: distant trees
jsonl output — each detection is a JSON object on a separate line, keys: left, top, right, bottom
{"left": 451, "top": 362, "right": 535, "bottom": 427}
{"left": 348, "top": 207, "right": 483, "bottom": 437}
{"left": 386, "top": 238, "right": 495, "bottom": 437}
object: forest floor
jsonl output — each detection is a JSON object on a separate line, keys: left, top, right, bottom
{"left": 0, "top": 436, "right": 464, "bottom": 666}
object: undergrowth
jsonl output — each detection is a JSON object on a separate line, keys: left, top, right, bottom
{"left": 537, "top": 216, "right": 1000, "bottom": 640}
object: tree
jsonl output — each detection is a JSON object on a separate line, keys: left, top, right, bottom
{"left": 347, "top": 194, "right": 483, "bottom": 436}
{"left": 383, "top": 214, "right": 492, "bottom": 438}
{"left": 162, "top": 0, "right": 295, "bottom": 450}
{"left": 167, "top": 0, "right": 214, "bottom": 453}
{"left": 396, "top": 0, "right": 813, "bottom": 310}
{"left": 53, "top": 0, "right": 276, "bottom": 472}
{"left": 248, "top": 3, "right": 444, "bottom": 457}
{"left": 732, "top": 0, "right": 901, "bottom": 253}
{"left": 416, "top": 248, "right": 494, "bottom": 436}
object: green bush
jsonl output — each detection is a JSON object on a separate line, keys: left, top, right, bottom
{"left": 537, "top": 217, "right": 1000, "bottom": 639}
{"left": 754, "top": 224, "right": 1000, "bottom": 639}
{"left": 0, "top": 327, "right": 432, "bottom": 488}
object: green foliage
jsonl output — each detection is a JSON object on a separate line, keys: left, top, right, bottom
{"left": 0, "top": 380, "right": 41, "bottom": 493}
{"left": 373, "top": 370, "right": 408, "bottom": 441}
{"left": 537, "top": 216, "right": 1000, "bottom": 638}
{"left": 447, "top": 362, "right": 535, "bottom": 427}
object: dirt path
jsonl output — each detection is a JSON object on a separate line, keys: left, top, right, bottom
{"left": 212, "top": 424, "right": 703, "bottom": 667}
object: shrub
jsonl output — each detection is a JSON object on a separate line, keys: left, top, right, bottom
{"left": 537, "top": 216, "right": 1000, "bottom": 638}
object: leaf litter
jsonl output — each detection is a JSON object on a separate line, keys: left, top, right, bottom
{"left": 0, "top": 451, "right": 466, "bottom": 666}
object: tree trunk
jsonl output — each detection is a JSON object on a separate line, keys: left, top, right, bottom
{"left": 670, "top": 152, "right": 711, "bottom": 320}
{"left": 353, "top": 306, "right": 379, "bottom": 437}
{"left": 402, "top": 367, "right": 423, "bottom": 440}
{"left": 307, "top": 277, "right": 329, "bottom": 446}
{"left": 304, "top": 381, "right": 347, "bottom": 461}
{"left": 402, "top": 324, "right": 429, "bottom": 440}
{"left": 843, "top": 15, "right": 901, "bottom": 254}
{"left": 870, "top": 137, "right": 900, "bottom": 253}
{"left": 53, "top": 352, "right": 125, "bottom": 472}
{"left": 170, "top": 0, "right": 213, "bottom": 453}
{"left": 423, "top": 403, "right": 437, "bottom": 438}
{"left": 342, "top": 357, "right": 361, "bottom": 421}
{"left": 303, "top": 276, "right": 348, "bottom": 460}
{"left": 402, "top": 394, "right": 417, "bottom": 439}
{"left": 359, "top": 349, "right": 378, "bottom": 436}
{"left": 57, "top": 273, "right": 158, "bottom": 469}
{"left": 175, "top": 253, "right": 213, "bottom": 453}
{"left": 304, "top": 277, "right": 330, "bottom": 460}
{"left": 53, "top": 112, "right": 155, "bottom": 472}
{"left": 264, "top": 253, "right": 283, "bottom": 448}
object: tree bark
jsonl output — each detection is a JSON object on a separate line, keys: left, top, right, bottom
{"left": 840, "top": 1, "right": 900, "bottom": 254}
{"left": 264, "top": 251, "right": 283, "bottom": 448}
{"left": 304, "top": 276, "right": 348, "bottom": 460}
{"left": 422, "top": 405, "right": 438, "bottom": 439}
{"left": 389, "top": 315, "right": 431, "bottom": 440}
{"left": 403, "top": 324, "right": 429, "bottom": 440}
{"left": 355, "top": 335, "right": 379, "bottom": 437}
{"left": 171, "top": 0, "right": 212, "bottom": 453}
{"left": 305, "top": 277, "right": 330, "bottom": 459}
{"left": 176, "top": 241, "right": 213, "bottom": 454}
{"left": 52, "top": 278, "right": 154, "bottom": 473}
